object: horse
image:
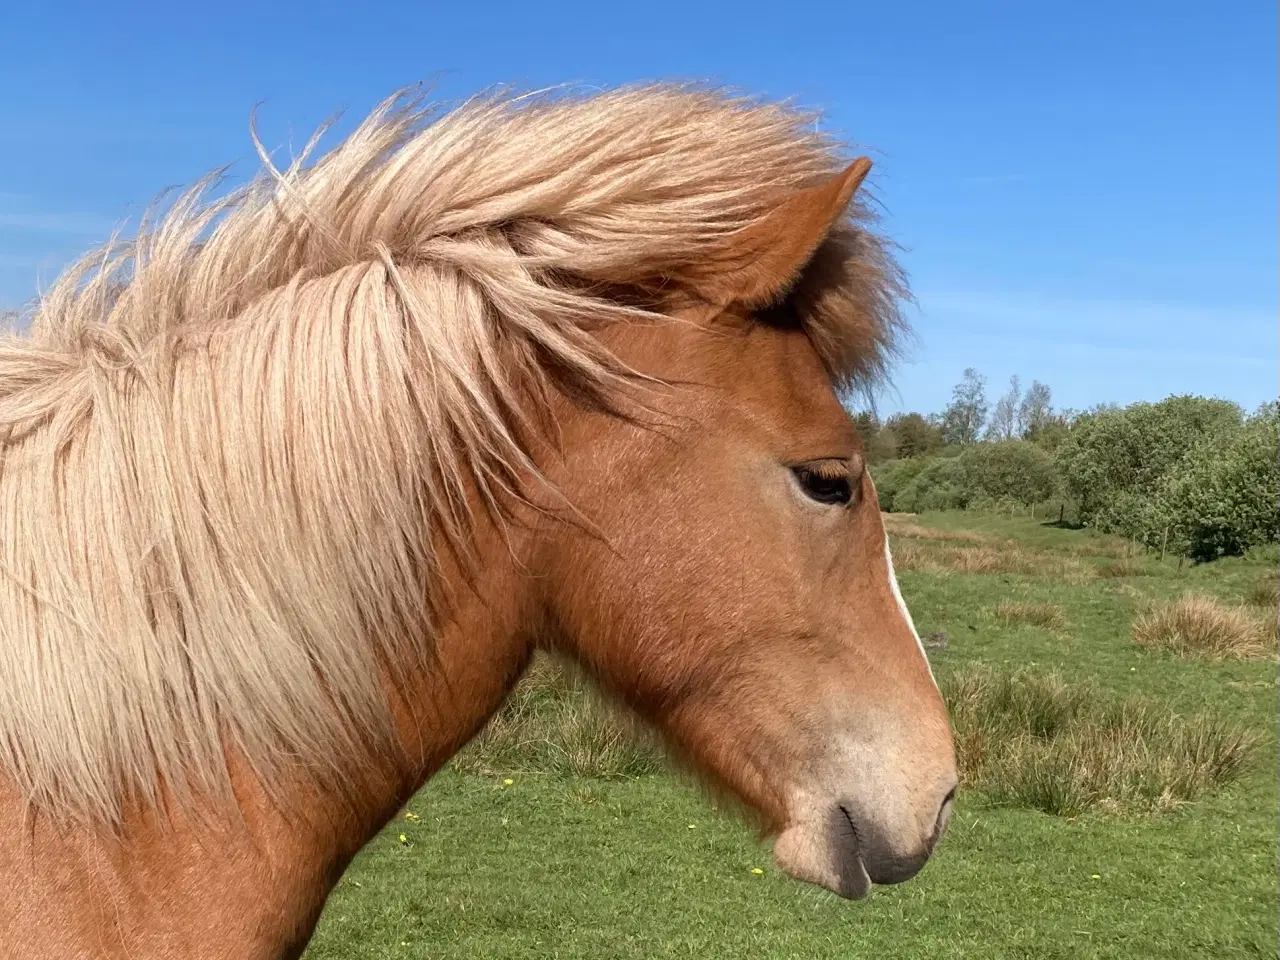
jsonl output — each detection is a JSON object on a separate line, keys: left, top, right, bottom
{"left": 0, "top": 84, "right": 957, "bottom": 959}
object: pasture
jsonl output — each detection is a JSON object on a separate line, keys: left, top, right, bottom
{"left": 305, "top": 512, "right": 1279, "bottom": 959}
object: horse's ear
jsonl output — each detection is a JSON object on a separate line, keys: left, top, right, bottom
{"left": 691, "top": 158, "right": 872, "bottom": 309}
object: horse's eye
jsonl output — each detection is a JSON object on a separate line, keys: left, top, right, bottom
{"left": 792, "top": 465, "right": 854, "bottom": 506}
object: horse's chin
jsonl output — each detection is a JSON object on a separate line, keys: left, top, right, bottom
{"left": 772, "top": 810, "right": 871, "bottom": 900}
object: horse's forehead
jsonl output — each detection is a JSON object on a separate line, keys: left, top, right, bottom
{"left": 702, "top": 321, "right": 857, "bottom": 448}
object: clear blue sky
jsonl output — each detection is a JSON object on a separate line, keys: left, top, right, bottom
{"left": 1, "top": 1, "right": 1274, "bottom": 416}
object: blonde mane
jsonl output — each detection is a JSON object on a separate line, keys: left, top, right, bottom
{"left": 0, "top": 85, "right": 905, "bottom": 825}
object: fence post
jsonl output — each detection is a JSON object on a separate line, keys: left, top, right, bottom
{"left": 1160, "top": 525, "right": 1169, "bottom": 563}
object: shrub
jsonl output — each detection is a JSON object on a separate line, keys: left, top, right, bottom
{"left": 871, "top": 457, "right": 931, "bottom": 512}
{"left": 960, "top": 440, "right": 1058, "bottom": 508}
{"left": 1147, "top": 405, "right": 1279, "bottom": 561}
{"left": 1055, "top": 396, "right": 1243, "bottom": 536}
{"left": 894, "top": 456, "right": 969, "bottom": 512}
{"left": 1131, "top": 594, "right": 1277, "bottom": 660}
{"left": 878, "top": 442, "right": 1058, "bottom": 514}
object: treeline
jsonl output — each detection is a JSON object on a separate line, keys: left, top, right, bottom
{"left": 857, "top": 370, "right": 1279, "bottom": 562}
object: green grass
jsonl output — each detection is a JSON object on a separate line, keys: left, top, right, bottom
{"left": 305, "top": 512, "right": 1279, "bottom": 959}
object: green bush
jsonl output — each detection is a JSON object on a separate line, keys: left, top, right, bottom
{"left": 894, "top": 456, "right": 969, "bottom": 512}
{"left": 870, "top": 457, "right": 931, "bottom": 511}
{"left": 1055, "top": 396, "right": 1242, "bottom": 536}
{"left": 961, "top": 440, "right": 1058, "bottom": 508}
{"left": 1148, "top": 405, "right": 1279, "bottom": 561}
{"left": 872, "top": 394, "right": 1277, "bottom": 565}
{"left": 878, "top": 441, "right": 1057, "bottom": 514}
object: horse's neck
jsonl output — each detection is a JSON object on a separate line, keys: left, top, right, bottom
{"left": 0, "top": 487, "right": 539, "bottom": 960}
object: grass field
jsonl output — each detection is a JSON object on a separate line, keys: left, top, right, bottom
{"left": 305, "top": 513, "right": 1278, "bottom": 959}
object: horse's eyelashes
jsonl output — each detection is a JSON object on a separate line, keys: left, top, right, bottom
{"left": 792, "top": 465, "right": 854, "bottom": 506}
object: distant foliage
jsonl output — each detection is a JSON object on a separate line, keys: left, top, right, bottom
{"left": 874, "top": 441, "right": 1056, "bottom": 513}
{"left": 893, "top": 455, "right": 970, "bottom": 512}
{"left": 940, "top": 368, "right": 989, "bottom": 445}
{"left": 884, "top": 412, "right": 945, "bottom": 459}
{"left": 857, "top": 373, "right": 1276, "bottom": 563}
{"left": 871, "top": 457, "right": 932, "bottom": 511}
{"left": 986, "top": 375, "right": 1023, "bottom": 441}
{"left": 961, "top": 441, "right": 1058, "bottom": 508}
{"left": 1146, "top": 404, "right": 1279, "bottom": 561}
{"left": 1018, "top": 381, "right": 1055, "bottom": 437}
{"left": 1054, "top": 396, "right": 1243, "bottom": 537}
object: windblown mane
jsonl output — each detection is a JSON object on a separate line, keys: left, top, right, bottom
{"left": 0, "top": 85, "right": 906, "bottom": 824}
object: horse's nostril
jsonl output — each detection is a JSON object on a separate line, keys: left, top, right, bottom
{"left": 933, "top": 783, "right": 958, "bottom": 844}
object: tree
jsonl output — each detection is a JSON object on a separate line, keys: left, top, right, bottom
{"left": 940, "top": 368, "right": 988, "bottom": 445}
{"left": 865, "top": 427, "right": 900, "bottom": 465}
{"left": 1148, "top": 403, "right": 1279, "bottom": 560}
{"left": 850, "top": 411, "right": 881, "bottom": 449}
{"left": 1018, "top": 381, "right": 1054, "bottom": 437}
{"left": 961, "top": 440, "right": 1057, "bottom": 508}
{"left": 884, "top": 412, "right": 944, "bottom": 459}
{"left": 1054, "top": 395, "right": 1244, "bottom": 536}
{"left": 985, "top": 375, "right": 1022, "bottom": 441}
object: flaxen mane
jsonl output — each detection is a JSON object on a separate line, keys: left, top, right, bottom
{"left": 0, "top": 85, "right": 906, "bottom": 825}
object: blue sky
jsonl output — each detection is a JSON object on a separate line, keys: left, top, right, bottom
{"left": 1, "top": 1, "right": 1274, "bottom": 416}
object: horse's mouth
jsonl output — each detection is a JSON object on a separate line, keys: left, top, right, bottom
{"left": 832, "top": 804, "right": 872, "bottom": 899}
{"left": 770, "top": 806, "right": 871, "bottom": 900}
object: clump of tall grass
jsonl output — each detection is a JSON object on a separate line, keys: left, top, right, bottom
{"left": 880, "top": 515, "right": 991, "bottom": 544}
{"left": 994, "top": 601, "right": 1066, "bottom": 629}
{"left": 890, "top": 541, "right": 1093, "bottom": 583}
{"left": 1095, "top": 557, "right": 1147, "bottom": 578}
{"left": 451, "top": 656, "right": 665, "bottom": 779}
{"left": 1132, "top": 594, "right": 1277, "bottom": 660}
{"left": 1244, "top": 577, "right": 1279, "bottom": 610}
{"left": 941, "top": 666, "right": 1256, "bottom": 817}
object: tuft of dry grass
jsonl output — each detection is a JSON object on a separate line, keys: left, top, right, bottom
{"left": 1132, "top": 594, "right": 1278, "bottom": 661}
{"left": 1096, "top": 557, "right": 1146, "bottom": 578}
{"left": 1058, "top": 537, "right": 1135, "bottom": 560}
{"left": 881, "top": 514, "right": 991, "bottom": 544}
{"left": 1244, "top": 578, "right": 1279, "bottom": 610}
{"left": 890, "top": 541, "right": 1093, "bottom": 583}
{"left": 941, "top": 666, "right": 1256, "bottom": 817}
{"left": 452, "top": 656, "right": 664, "bottom": 779}
{"left": 995, "top": 601, "right": 1066, "bottom": 629}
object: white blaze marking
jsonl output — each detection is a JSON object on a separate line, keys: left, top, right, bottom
{"left": 884, "top": 533, "right": 936, "bottom": 685}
